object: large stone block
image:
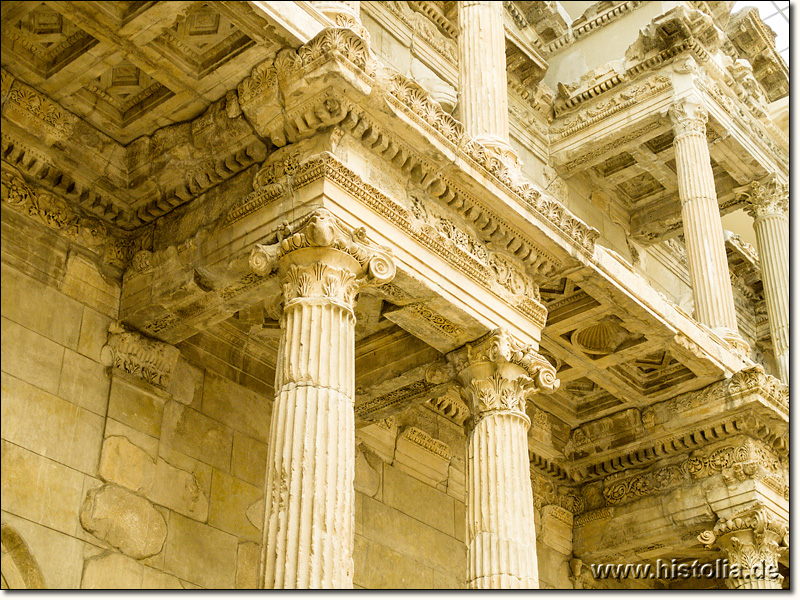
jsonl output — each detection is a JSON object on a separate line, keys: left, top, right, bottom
{"left": 201, "top": 371, "right": 270, "bottom": 442}
{"left": 1, "top": 317, "right": 64, "bottom": 395}
{"left": 2, "top": 372, "right": 104, "bottom": 475}
{"left": 1, "top": 510, "right": 86, "bottom": 590}
{"left": 354, "top": 534, "right": 434, "bottom": 589}
{"left": 231, "top": 431, "right": 267, "bottom": 489}
{"left": 383, "top": 464, "right": 455, "bottom": 537}
{"left": 98, "top": 435, "right": 156, "bottom": 495}
{"left": 354, "top": 445, "right": 381, "bottom": 498}
{"left": 360, "top": 496, "right": 466, "bottom": 577}
{"left": 394, "top": 427, "right": 452, "bottom": 488}
{"left": 81, "top": 551, "right": 183, "bottom": 589}
{"left": 163, "top": 513, "right": 238, "bottom": 589}
{"left": 160, "top": 401, "right": 233, "bottom": 472}
{"left": 236, "top": 541, "right": 259, "bottom": 589}
{"left": 60, "top": 253, "right": 120, "bottom": 318}
{"left": 107, "top": 376, "right": 166, "bottom": 439}
{"left": 1, "top": 263, "right": 82, "bottom": 350}
{"left": 1, "top": 441, "right": 85, "bottom": 536}
{"left": 166, "top": 358, "right": 203, "bottom": 407}
{"left": 149, "top": 458, "right": 209, "bottom": 522}
{"left": 58, "top": 349, "right": 110, "bottom": 416}
{"left": 208, "top": 470, "right": 262, "bottom": 541}
{"left": 79, "top": 484, "right": 167, "bottom": 559}
{"left": 77, "top": 306, "right": 113, "bottom": 363}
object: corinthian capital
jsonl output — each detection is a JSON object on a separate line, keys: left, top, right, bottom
{"left": 447, "top": 329, "right": 559, "bottom": 420}
{"left": 669, "top": 96, "right": 708, "bottom": 137}
{"left": 698, "top": 506, "right": 788, "bottom": 584}
{"left": 741, "top": 175, "right": 789, "bottom": 219}
{"left": 250, "top": 208, "right": 395, "bottom": 306}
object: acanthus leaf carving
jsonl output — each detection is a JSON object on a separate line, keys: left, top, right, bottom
{"left": 100, "top": 322, "right": 180, "bottom": 389}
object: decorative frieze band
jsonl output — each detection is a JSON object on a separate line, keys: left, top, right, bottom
{"left": 1, "top": 165, "right": 140, "bottom": 269}
{"left": 602, "top": 438, "right": 787, "bottom": 507}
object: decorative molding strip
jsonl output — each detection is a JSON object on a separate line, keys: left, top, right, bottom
{"left": 602, "top": 438, "right": 786, "bottom": 506}
{"left": 1, "top": 164, "right": 138, "bottom": 270}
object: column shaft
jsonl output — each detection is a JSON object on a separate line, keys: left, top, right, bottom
{"left": 670, "top": 99, "right": 741, "bottom": 340}
{"left": 467, "top": 411, "right": 538, "bottom": 588}
{"left": 458, "top": 1, "right": 510, "bottom": 146}
{"left": 251, "top": 208, "right": 395, "bottom": 589}
{"left": 449, "top": 330, "right": 558, "bottom": 589}
{"left": 754, "top": 214, "right": 789, "bottom": 381}
{"left": 261, "top": 299, "right": 355, "bottom": 588}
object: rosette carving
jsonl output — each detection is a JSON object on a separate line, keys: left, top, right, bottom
{"left": 250, "top": 208, "right": 395, "bottom": 307}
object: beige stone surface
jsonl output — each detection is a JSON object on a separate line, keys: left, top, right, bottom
{"left": 201, "top": 371, "right": 270, "bottom": 442}
{"left": 1, "top": 263, "right": 83, "bottom": 350}
{"left": 160, "top": 401, "right": 233, "bottom": 472}
{"left": 58, "top": 349, "right": 110, "bottom": 416}
{"left": 1, "top": 511, "right": 88, "bottom": 590}
{"left": 107, "top": 377, "right": 166, "bottom": 440}
{"left": 360, "top": 495, "right": 466, "bottom": 577}
{"left": 236, "top": 541, "right": 259, "bottom": 589}
{"left": 208, "top": 469, "right": 262, "bottom": 541}
{"left": 1, "top": 441, "right": 85, "bottom": 536}
{"left": 231, "top": 431, "right": 268, "bottom": 489}
{"left": 98, "top": 435, "right": 156, "bottom": 494}
{"left": 81, "top": 551, "right": 182, "bottom": 589}
{"left": 162, "top": 512, "right": 238, "bottom": 589}
{"left": 382, "top": 464, "right": 454, "bottom": 537}
{"left": 149, "top": 458, "right": 210, "bottom": 522}
{"left": 79, "top": 484, "right": 167, "bottom": 559}
{"left": 354, "top": 534, "right": 434, "bottom": 589}
{"left": 77, "top": 307, "right": 113, "bottom": 363}
{"left": 1, "top": 317, "right": 65, "bottom": 395}
{"left": 2, "top": 372, "right": 104, "bottom": 475}
{"left": 354, "top": 445, "right": 381, "bottom": 498}
{"left": 166, "top": 358, "right": 204, "bottom": 406}
{"left": 0, "top": 0, "right": 790, "bottom": 591}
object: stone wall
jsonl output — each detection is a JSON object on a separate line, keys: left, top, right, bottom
{"left": 1, "top": 205, "right": 476, "bottom": 589}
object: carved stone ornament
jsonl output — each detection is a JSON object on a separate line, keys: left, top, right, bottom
{"left": 698, "top": 506, "right": 788, "bottom": 588}
{"left": 448, "top": 329, "right": 559, "bottom": 420}
{"left": 669, "top": 96, "right": 708, "bottom": 137}
{"left": 100, "top": 322, "right": 180, "bottom": 389}
{"left": 250, "top": 208, "right": 395, "bottom": 307}
{"left": 740, "top": 175, "right": 789, "bottom": 220}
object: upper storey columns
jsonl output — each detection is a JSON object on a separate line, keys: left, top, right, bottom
{"left": 669, "top": 96, "right": 749, "bottom": 356}
{"left": 457, "top": 1, "right": 518, "bottom": 165}
{"left": 250, "top": 209, "right": 395, "bottom": 588}
{"left": 744, "top": 176, "right": 789, "bottom": 383}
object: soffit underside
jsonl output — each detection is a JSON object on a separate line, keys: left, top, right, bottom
{"left": 1, "top": 1, "right": 285, "bottom": 144}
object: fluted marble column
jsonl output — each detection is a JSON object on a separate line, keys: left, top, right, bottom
{"left": 743, "top": 176, "right": 789, "bottom": 383}
{"left": 250, "top": 209, "right": 394, "bottom": 588}
{"left": 458, "top": 1, "right": 516, "bottom": 161}
{"left": 699, "top": 508, "right": 788, "bottom": 589}
{"left": 669, "top": 97, "right": 748, "bottom": 355}
{"left": 448, "top": 330, "right": 559, "bottom": 589}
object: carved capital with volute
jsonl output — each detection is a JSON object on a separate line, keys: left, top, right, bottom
{"left": 741, "top": 175, "right": 789, "bottom": 220}
{"left": 448, "top": 329, "right": 559, "bottom": 427}
{"left": 250, "top": 208, "right": 395, "bottom": 310}
{"left": 698, "top": 507, "right": 788, "bottom": 589}
{"left": 669, "top": 96, "right": 708, "bottom": 138}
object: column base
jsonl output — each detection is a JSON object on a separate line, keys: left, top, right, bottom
{"left": 715, "top": 327, "right": 750, "bottom": 358}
